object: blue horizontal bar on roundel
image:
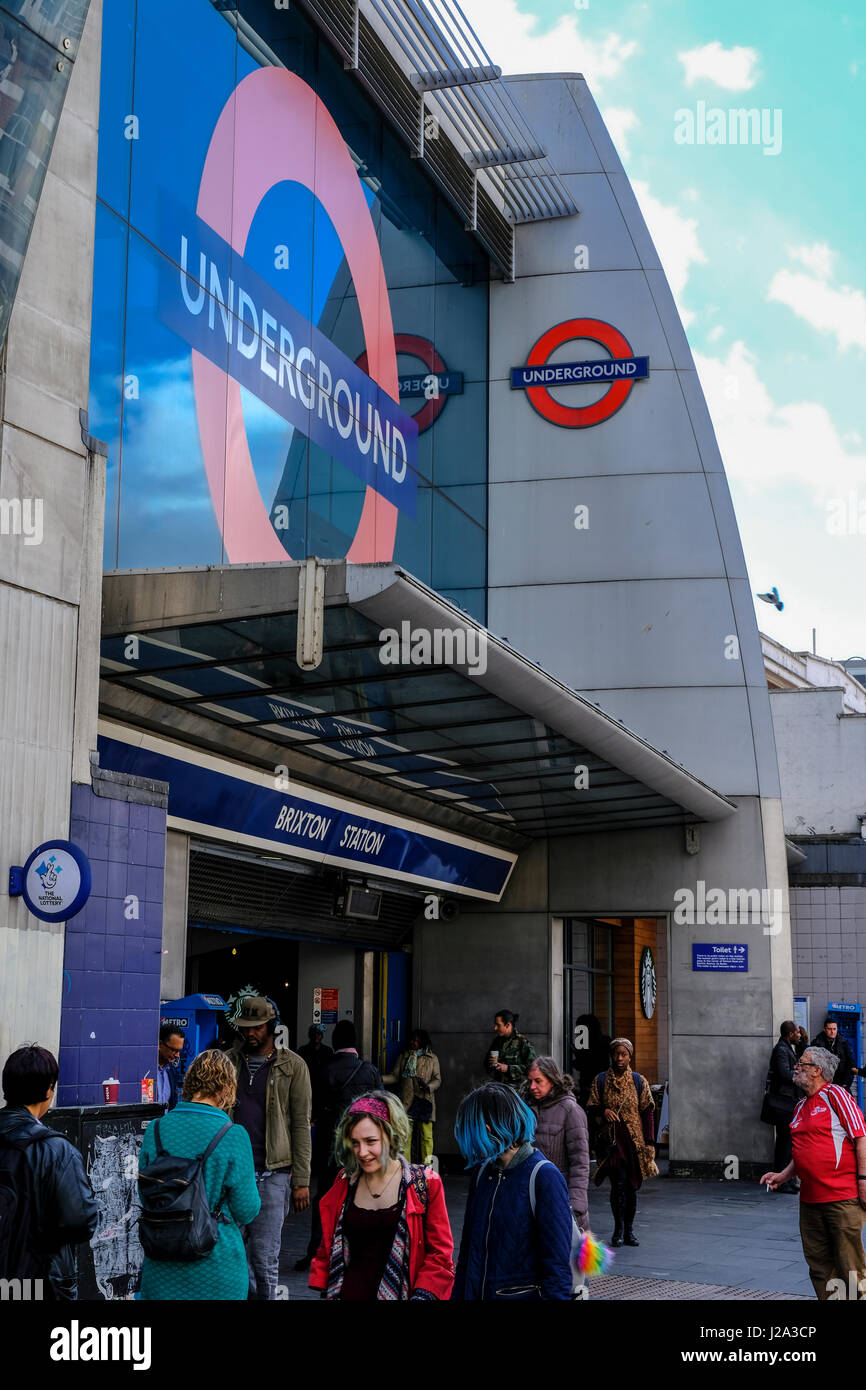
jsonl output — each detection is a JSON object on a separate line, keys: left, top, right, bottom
{"left": 510, "top": 357, "right": 649, "bottom": 389}
{"left": 398, "top": 371, "right": 464, "bottom": 398}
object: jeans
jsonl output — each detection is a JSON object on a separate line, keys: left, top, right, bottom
{"left": 246, "top": 1171, "right": 292, "bottom": 1300}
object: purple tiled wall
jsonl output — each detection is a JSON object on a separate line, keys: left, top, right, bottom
{"left": 58, "top": 783, "right": 166, "bottom": 1106}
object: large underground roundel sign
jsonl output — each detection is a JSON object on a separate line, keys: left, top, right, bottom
{"left": 511, "top": 318, "right": 649, "bottom": 428}
{"left": 186, "top": 68, "right": 415, "bottom": 563}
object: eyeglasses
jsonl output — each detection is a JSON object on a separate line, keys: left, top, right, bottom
{"left": 794, "top": 1062, "right": 819, "bottom": 1071}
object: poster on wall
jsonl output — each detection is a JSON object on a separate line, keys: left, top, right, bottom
{"left": 313, "top": 987, "right": 339, "bottom": 1025}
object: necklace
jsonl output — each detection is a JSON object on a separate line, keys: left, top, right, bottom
{"left": 363, "top": 1162, "right": 400, "bottom": 1199}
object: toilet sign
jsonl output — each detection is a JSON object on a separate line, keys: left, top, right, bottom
{"left": 313, "top": 987, "right": 340, "bottom": 1025}
{"left": 9, "top": 839, "right": 92, "bottom": 923}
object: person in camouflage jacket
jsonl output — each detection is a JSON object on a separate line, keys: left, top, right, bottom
{"left": 484, "top": 1011, "right": 536, "bottom": 1088}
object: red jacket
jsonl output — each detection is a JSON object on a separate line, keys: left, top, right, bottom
{"left": 310, "top": 1165, "right": 455, "bottom": 1300}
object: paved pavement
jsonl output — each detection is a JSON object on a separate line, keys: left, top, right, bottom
{"left": 277, "top": 1162, "right": 828, "bottom": 1300}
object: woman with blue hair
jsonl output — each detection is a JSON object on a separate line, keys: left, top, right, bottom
{"left": 451, "top": 1083, "right": 575, "bottom": 1300}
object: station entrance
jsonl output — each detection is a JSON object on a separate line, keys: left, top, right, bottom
{"left": 180, "top": 840, "right": 418, "bottom": 1072}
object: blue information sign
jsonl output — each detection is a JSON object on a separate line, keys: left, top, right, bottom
{"left": 692, "top": 943, "right": 749, "bottom": 972}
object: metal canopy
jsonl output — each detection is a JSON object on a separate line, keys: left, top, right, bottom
{"left": 100, "top": 562, "right": 736, "bottom": 843}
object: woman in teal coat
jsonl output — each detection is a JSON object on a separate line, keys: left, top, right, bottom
{"left": 138, "top": 1049, "right": 261, "bottom": 1300}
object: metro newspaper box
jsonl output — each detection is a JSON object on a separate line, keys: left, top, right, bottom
{"left": 160, "top": 992, "right": 228, "bottom": 1081}
{"left": 45, "top": 1103, "right": 165, "bottom": 1300}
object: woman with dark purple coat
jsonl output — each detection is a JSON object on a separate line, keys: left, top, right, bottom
{"left": 525, "top": 1056, "right": 590, "bottom": 1229}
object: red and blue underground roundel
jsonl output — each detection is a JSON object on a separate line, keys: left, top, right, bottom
{"left": 511, "top": 318, "right": 649, "bottom": 428}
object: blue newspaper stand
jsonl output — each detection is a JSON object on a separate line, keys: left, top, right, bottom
{"left": 160, "top": 993, "right": 228, "bottom": 1080}
{"left": 826, "top": 1001, "right": 863, "bottom": 1111}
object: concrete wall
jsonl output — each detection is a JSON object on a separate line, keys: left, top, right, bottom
{"left": 0, "top": 0, "right": 102, "bottom": 1063}
{"left": 296, "top": 942, "right": 357, "bottom": 1052}
{"left": 551, "top": 800, "right": 784, "bottom": 1166}
{"left": 771, "top": 688, "right": 866, "bottom": 834}
{"left": 160, "top": 830, "right": 189, "bottom": 1000}
{"left": 416, "top": 806, "right": 786, "bottom": 1166}
{"left": 491, "top": 73, "right": 780, "bottom": 809}
{"left": 413, "top": 839, "right": 550, "bottom": 1157}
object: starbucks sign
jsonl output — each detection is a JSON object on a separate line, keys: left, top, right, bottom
{"left": 640, "top": 946, "right": 657, "bottom": 1020}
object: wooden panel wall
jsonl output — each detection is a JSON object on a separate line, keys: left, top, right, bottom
{"left": 612, "top": 917, "right": 659, "bottom": 1082}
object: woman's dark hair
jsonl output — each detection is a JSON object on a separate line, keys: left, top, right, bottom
{"left": 454, "top": 1083, "right": 535, "bottom": 1167}
{"left": 332, "top": 1019, "right": 357, "bottom": 1050}
{"left": 2, "top": 1044, "right": 59, "bottom": 1105}
{"left": 526, "top": 1055, "right": 573, "bottom": 1099}
{"left": 494, "top": 1009, "right": 519, "bottom": 1028}
{"left": 409, "top": 1028, "right": 432, "bottom": 1050}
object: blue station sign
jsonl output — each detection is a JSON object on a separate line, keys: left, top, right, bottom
{"left": 98, "top": 733, "right": 515, "bottom": 901}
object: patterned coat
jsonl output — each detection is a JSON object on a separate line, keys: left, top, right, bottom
{"left": 138, "top": 1101, "right": 261, "bottom": 1301}
{"left": 309, "top": 1163, "right": 455, "bottom": 1300}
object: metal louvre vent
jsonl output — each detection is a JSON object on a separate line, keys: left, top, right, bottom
{"left": 188, "top": 847, "right": 422, "bottom": 949}
{"left": 357, "top": 13, "right": 421, "bottom": 147}
{"left": 293, "top": 0, "right": 520, "bottom": 275}
{"left": 424, "top": 123, "right": 475, "bottom": 224}
{"left": 476, "top": 182, "right": 513, "bottom": 280}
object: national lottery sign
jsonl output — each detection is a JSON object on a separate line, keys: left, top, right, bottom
{"left": 159, "top": 68, "right": 417, "bottom": 564}
{"left": 511, "top": 318, "right": 648, "bottom": 428}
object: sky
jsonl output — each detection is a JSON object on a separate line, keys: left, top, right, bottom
{"left": 459, "top": 0, "right": 866, "bottom": 660}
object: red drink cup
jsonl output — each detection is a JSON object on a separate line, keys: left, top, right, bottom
{"left": 102, "top": 1078, "right": 119, "bottom": 1104}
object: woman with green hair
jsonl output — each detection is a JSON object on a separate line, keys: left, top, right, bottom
{"left": 308, "top": 1090, "right": 454, "bottom": 1300}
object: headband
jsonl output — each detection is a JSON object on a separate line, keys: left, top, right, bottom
{"left": 348, "top": 1097, "right": 390, "bottom": 1124}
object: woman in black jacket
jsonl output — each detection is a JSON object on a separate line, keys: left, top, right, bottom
{"left": 0, "top": 1045, "right": 98, "bottom": 1299}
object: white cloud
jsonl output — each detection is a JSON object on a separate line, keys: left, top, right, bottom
{"left": 695, "top": 340, "right": 866, "bottom": 497}
{"left": 678, "top": 41, "right": 760, "bottom": 91}
{"left": 707, "top": 324, "right": 724, "bottom": 342}
{"left": 767, "top": 246, "right": 866, "bottom": 352}
{"left": 602, "top": 106, "right": 638, "bottom": 159}
{"left": 631, "top": 180, "right": 707, "bottom": 325}
{"left": 695, "top": 341, "right": 866, "bottom": 654}
{"left": 787, "top": 242, "right": 834, "bottom": 279}
{"left": 458, "top": 0, "right": 637, "bottom": 85}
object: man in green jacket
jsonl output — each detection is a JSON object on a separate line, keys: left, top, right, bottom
{"left": 484, "top": 1010, "right": 536, "bottom": 1088}
{"left": 227, "top": 996, "right": 312, "bottom": 1299}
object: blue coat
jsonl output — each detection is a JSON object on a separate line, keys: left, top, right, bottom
{"left": 452, "top": 1146, "right": 573, "bottom": 1300}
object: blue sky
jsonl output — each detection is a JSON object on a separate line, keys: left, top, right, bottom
{"left": 462, "top": 0, "right": 866, "bottom": 659}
